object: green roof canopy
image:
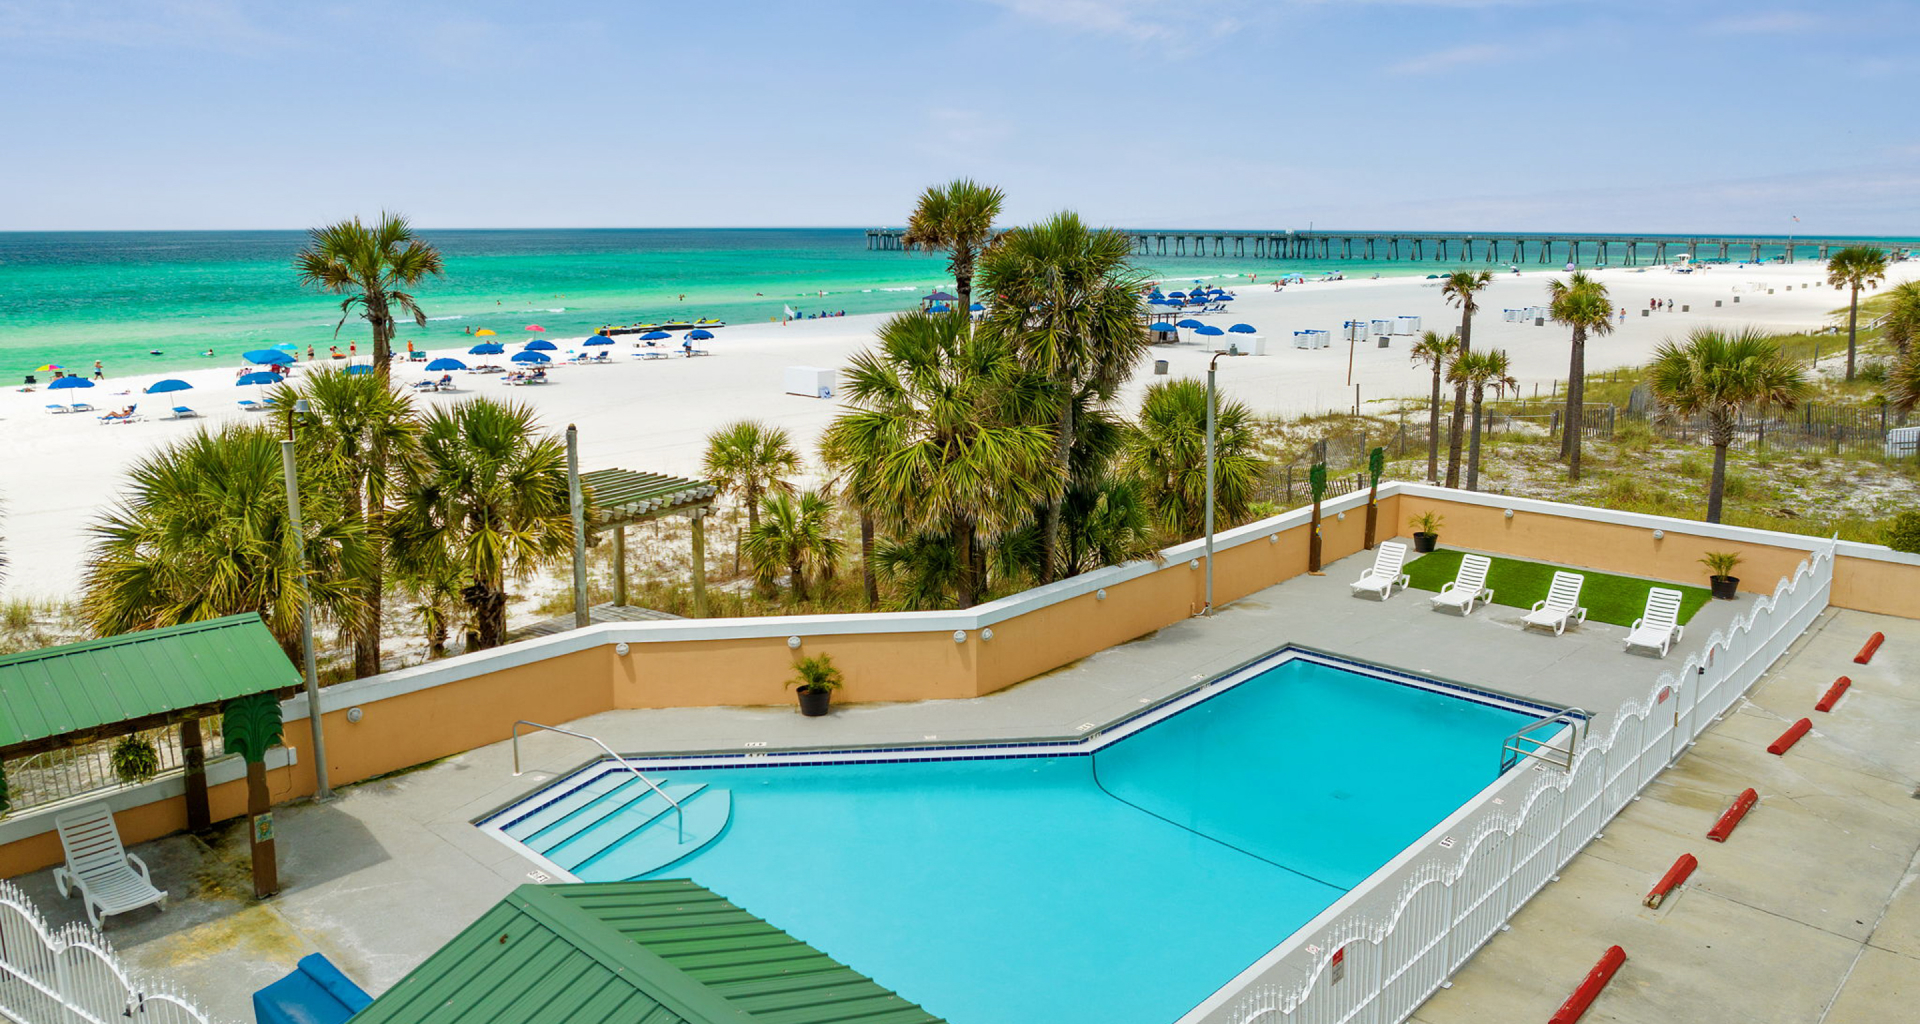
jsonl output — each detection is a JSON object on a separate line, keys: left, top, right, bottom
{"left": 580, "top": 469, "right": 716, "bottom": 529}
{"left": 350, "top": 880, "right": 946, "bottom": 1024}
{"left": 0, "top": 614, "right": 300, "bottom": 757}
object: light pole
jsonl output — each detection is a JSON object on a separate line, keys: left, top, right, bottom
{"left": 1204, "top": 350, "right": 1222, "bottom": 616}
{"left": 281, "top": 397, "right": 333, "bottom": 801}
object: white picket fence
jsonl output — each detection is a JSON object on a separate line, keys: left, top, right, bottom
{"left": 1225, "top": 540, "right": 1836, "bottom": 1024}
{"left": 0, "top": 878, "right": 222, "bottom": 1024}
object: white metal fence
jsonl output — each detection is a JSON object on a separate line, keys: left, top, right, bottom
{"left": 0, "top": 878, "right": 222, "bottom": 1024}
{"left": 4, "top": 721, "right": 225, "bottom": 816}
{"left": 1224, "top": 539, "right": 1836, "bottom": 1024}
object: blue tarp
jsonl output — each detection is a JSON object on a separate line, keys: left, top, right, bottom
{"left": 252, "top": 954, "right": 371, "bottom": 1024}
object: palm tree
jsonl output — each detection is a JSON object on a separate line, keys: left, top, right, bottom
{"left": 1878, "top": 280, "right": 1920, "bottom": 357}
{"left": 1440, "top": 269, "right": 1494, "bottom": 487}
{"left": 81, "top": 425, "right": 368, "bottom": 661}
{"left": 871, "top": 531, "right": 962, "bottom": 612}
{"left": 273, "top": 368, "right": 417, "bottom": 678}
{"left": 977, "top": 211, "right": 1150, "bottom": 582}
{"left": 1122, "top": 378, "right": 1264, "bottom": 539}
{"left": 1647, "top": 328, "right": 1813, "bottom": 523}
{"left": 819, "top": 422, "right": 893, "bottom": 608}
{"left": 294, "top": 213, "right": 444, "bottom": 377}
{"left": 828, "top": 310, "right": 1060, "bottom": 608}
{"left": 1548, "top": 272, "right": 1616, "bottom": 481}
{"left": 1826, "top": 246, "right": 1888, "bottom": 380}
{"left": 1890, "top": 347, "right": 1920, "bottom": 416}
{"left": 1447, "top": 349, "right": 1517, "bottom": 491}
{"left": 1408, "top": 331, "right": 1459, "bottom": 483}
{"left": 390, "top": 399, "right": 572, "bottom": 649}
{"left": 701, "top": 421, "right": 801, "bottom": 534}
{"left": 743, "top": 490, "right": 843, "bottom": 602}
{"left": 902, "top": 179, "right": 1006, "bottom": 312}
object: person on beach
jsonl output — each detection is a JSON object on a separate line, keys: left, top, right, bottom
{"left": 92, "top": 360, "right": 104, "bottom": 380}
{"left": 307, "top": 345, "right": 315, "bottom": 362}
{"left": 349, "top": 342, "right": 357, "bottom": 358}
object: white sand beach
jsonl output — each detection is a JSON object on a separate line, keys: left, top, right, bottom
{"left": 4, "top": 260, "right": 1913, "bottom": 603}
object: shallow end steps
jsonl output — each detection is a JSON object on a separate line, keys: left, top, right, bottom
{"left": 542, "top": 782, "right": 708, "bottom": 862}
{"left": 574, "top": 789, "right": 733, "bottom": 882}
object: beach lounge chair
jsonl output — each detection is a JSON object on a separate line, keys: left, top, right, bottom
{"left": 1429, "top": 554, "right": 1494, "bottom": 615}
{"left": 53, "top": 803, "right": 168, "bottom": 927}
{"left": 45, "top": 403, "right": 71, "bottom": 414}
{"left": 69, "top": 401, "right": 94, "bottom": 412}
{"left": 98, "top": 405, "right": 138, "bottom": 424}
{"left": 638, "top": 349, "right": 669, "bottom": 360}
{"left": 1522, "top": 571, "right": 1588, "bottom": 635}
{"left": 1349, "top": 541, "right": 1411, "bottom": 600}
{"left": 237, "top": 399, "right": 263, "bottom": 411}
{"left": 1625, "top": 587, "right": 1685, "bottom": 657}
{"left": 170, "top": 405, "right": 198, "bottom": 419}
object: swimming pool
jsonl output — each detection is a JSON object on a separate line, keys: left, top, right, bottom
{"left": 480, "top": 649, "right": 1541, "bottom": 1024}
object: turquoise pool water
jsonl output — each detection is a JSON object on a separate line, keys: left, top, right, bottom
{"left": 487, "top": 654, "right": 1534, "bottom": 1024}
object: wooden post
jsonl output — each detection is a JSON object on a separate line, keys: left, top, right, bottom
{"left": 247, "top": 759, "right": 277, "bottom": 898}
{"left": 181, "top": 717, "right": 210, "bottom": 831}
{"left": 690, "top": 509, "right": 709, "bottom": 617}
{"left": 1308, "top": 463, "right": 1328, "bottom": 574}
{"left": 612, "top": 526, "right": 628, "bottom": 607}
{"left": 566, "top": 425, "right": 588, "bottom": 629}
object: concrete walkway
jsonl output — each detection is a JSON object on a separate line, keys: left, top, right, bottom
{"left": 1412, "top": 608, "right": 1920, "bottom": 1024}
{"left": 1, "top": 543, "right": 1758, "bottom": 1020}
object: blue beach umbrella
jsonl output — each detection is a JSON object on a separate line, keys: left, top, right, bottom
{"left": 1195, "top": 325, "right": 1226, "bottom": 337}
{"left": 236, "top": 371, "right": 281, "bottom": 386}
{"left": 1148, "top": 296, "right": 1170, "bottom": 305}
{"left": 346, "top": 365, "right": 374, "bottom": 375}
{"left": 426, "top": 357, "right": 468, "bottom": 371}
{"left": 969, "top": 303, "right": 986, "bottom": 312}
{"left": 244, "top": 349, "right": 294, "bottom": 366}
{"left": 686, "top": 329, "right": 716, "bottom": 341}
{"left": 1175, "top": 319, "right": 1204, "bottom": 329}
{"left": 1169, "top": 291, "right": 1187, "bottom": 298}
{"left": 469, "top": 342, "right": 505, "bottom": 355}
{"left": 1147, "top": 322, "right": 1178, "bottom": 334}
{"left": 145, "top": 378, "right": 193, "bottom": 393}
{"left": 1216, "top": 294, "right": 1235, "bottom": 301}
{"left": 639, "top": 331, "right": 671, "bottom": 341}
{"left": 272, "top": 342, "right": 299, "bottom": 351}
{"left": 928, "top": 304, "right": 950, "bottom": 313}
{"left": 1229, "top": 324, "right": 1257, "bottom": 334}
{"left": 523, "top": 338, "right": 557, "bottom": 352}
{"left": 49, "top": 376, "right": 94, "bottom": 390}
{"left": 583, "top": 336, "right": 613, "bottom": 346}
{"left": 511, "top": 350, "right": 550, "bottom": 364}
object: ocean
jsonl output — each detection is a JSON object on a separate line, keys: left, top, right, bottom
{"left": 3, "top": 228, "right": 1910, "bottom": 381}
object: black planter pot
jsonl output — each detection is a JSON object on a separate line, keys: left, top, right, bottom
{"left": 1710, "top": 575, "right": 1740, "bottom": 600}
{"left": 1412, "top": 532, "right": 1439, "bottom": 553}
{"left": 796, "top": 687, "right": 833, "bottom": 717}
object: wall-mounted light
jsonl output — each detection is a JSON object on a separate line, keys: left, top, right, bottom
{"left": 787, "top": 635, "right": 802, "bottom": 649}
{"left": 1268, "top": 535, "right": 1278, "bottom": 544}
{"left": 1096, "top": 588, "right": 1108, "bottom": 601}
{"left": 952, "top": 630, "right": 967, "bottom": 644}
{"left": 982, "top": 628, "right": 994, "bottom": 641}
{"left": 1189, "top": 559, "right": 1200, "bottom": 570}
{"left": 614, "top": 642, "right": 630, "bottom": 656}
{"left": 1336, "top": 511, "right": 1346, "bottom": 522}
{"left": 1652, "top": 529, "right": 1665, "bottom": 540}
{"left": 1503, "top": 508, "right": 1515, "bottom": 519}
{"left": 345, "top": 706, "right": 363, "bottom": 724}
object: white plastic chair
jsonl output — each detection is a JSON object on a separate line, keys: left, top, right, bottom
{"left": 1430, "top": 554, "right": 1494, "bottom": 615}
{"left": 1522, "top": 571, "right": 1588, "bottom": 635}
{"left": 1349, "top": 541, "right": 1411, "bottom": 600}
{"left": 53, "top": 803, "right": 168, "bottom": 927}
{"left": 1625, "top": 587, "right": 1686, "bottom": 656}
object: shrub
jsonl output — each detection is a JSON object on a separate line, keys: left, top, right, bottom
{"left": 1700, "top": 551, "right": 1743, "bottom": 578}
{"left": 111, "top": 735, "right": 162, "bottom": 785}
{"left": 1885, "top": 509, "right": 1920, "bottom": 554}
{"left": 1674, "top": 455, "right": 1706, "bottom": 479}
{"left": 1408, "top": 511, "right": 1444, "bottom": 535}
{"left": 786, "top": 654, "right": 843, "bottom": 694}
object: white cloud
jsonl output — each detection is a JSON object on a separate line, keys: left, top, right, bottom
{"left": 0, "top": 0, "right": 285, "bottom": 52}
{"left": 1387, "top": 42, "right": 1512, "bottom": 75}
{"left": 1702, "top": 11, "right": 1822, "bottom": 35}
{"left": 973, "top": 0, "right": 1241, "bottom": 43}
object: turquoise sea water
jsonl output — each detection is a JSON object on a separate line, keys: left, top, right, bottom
{"left": 492, "top": 656, "right": 1532, "bottom": 1024}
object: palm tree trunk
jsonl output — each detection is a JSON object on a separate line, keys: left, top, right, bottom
{"left": 1466, "top": 390, "right": 1486, "bottom": 491}
{"left": 1706, "top": 442, "right": 1729, "bottom": 523}
{"left": 1563, "top": 327, "right": 1586, "bottom": 479}
{"left": 953, "top": 516, "right": 976, "bottom": 608}
{"left": 860, "top": 513, "right": 877, "bottom": 608}
{"left": 1427, "top": 369, "right": 1442, "bottom": 483}
{"left": 790, "top": 560, "right": 806, "bottom": 602}
{"left": 1560, "top": 326, "right": 1581, "bottom": 459}
{"left": 469, "top": 578, "right": 508, "bottom": 649}
{"left": 371, "top": 304, "right": 393, "bottom": 379}
{"left": 1038, "top": 399, "right": 1076, "bottom": 584}
{"left": 1445, "top": 311, "right": 1472, "bottom": 487}
{"left": 1846, "top": 285, "right": 1860, "bottom": 381}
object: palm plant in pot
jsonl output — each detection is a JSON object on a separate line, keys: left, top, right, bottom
{"left": 1408, "top": 511, "right": 1444, "bottom": 553}
{"left": 788, "top": 653, "right": 844, "bottom": 717}
{"left": 1701, "top": 551, "right": 1742, "bottom": 600}
{"left": 111, "top": 734, "right": 162, "bottom": 786}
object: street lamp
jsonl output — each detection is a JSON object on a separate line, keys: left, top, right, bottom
{"left": 281, "top": 397, "right": 333, "bottom": 801}
{"left": 1156, "top": 350, "right": 1234, "bottom": 616}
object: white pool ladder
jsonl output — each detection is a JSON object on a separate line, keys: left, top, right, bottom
{"left": 511, "top": 721, "right": 686, "bottom": 843}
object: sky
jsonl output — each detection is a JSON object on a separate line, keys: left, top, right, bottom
{"left": 2, "top": 0, "right": 1917, "bottom": 235}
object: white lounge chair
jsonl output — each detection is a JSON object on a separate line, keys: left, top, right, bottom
{"left": 53, "top": 803, "right": 168, "bottom": 927}
{"left": 1430, "top": 554, "right": 1494, "bottom": 615}
{"left": 1349, "top": 541, "right": 1411, "bottom": 600}
{"left": 44, "top": 403, "right": 71, "bottom": 414}
{"left": 1625, "top": 587, "right": 1686, "bottom": 657}
{"left": 1522, "top": 571, "right": 1588, "bottom": 635}
{"left": 237, "top": 399, "right": 263, "bottom": 412}
{"left": 170, "top": 405, "right": 199, "bottom": 419}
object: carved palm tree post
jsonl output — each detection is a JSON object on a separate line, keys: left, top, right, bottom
{"left": 223, "top": 693, "right": 284, "bottom": 899}
{"left": 1308, "top": 462, "right": 1328, "bottom": 573}
{"left": 1363, "top": 447, "right": 1385, "bottom": 550}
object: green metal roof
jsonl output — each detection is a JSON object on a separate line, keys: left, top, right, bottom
{"left": 349, "top": 880, "right": 946, "bottom": 1024}
{"left": 0, "top": 614, "right": 300, "bottom": 754}
{"left": 580, "top": 469, "right": 716, "bottom": 528}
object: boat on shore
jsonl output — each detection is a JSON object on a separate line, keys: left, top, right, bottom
{"left": 597, "top": 318, "right": 727, "bottom": 336}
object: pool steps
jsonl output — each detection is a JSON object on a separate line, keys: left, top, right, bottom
{"left": 500, "top": 765, "right": 732, "bottom": 879}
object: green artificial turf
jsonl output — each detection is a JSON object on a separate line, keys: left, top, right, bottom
{"left": 1401, "top": 548, "right": 1713, "bottom": 628}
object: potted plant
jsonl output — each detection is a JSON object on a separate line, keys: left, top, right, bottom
{"left": 111, "top": 734, "right": 162, "bottom": 786}
{"left": 1408, "top": 511, "right": 1444, "bottom": 553}
{"left": 787, "top": 653, "right": 843, "bottom": 717}
{"left": 1701, "top": 551, "right": 1743, "bottom": 600}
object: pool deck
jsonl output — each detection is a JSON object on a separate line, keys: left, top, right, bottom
{"left": 2, "top": 541, "right": 1833, "bottom": 1022}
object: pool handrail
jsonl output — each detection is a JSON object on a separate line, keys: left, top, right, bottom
{"left": 510, "top": 720, "right": 686, "bottom": 843}
{"left": 1499, "top": 706, "right": 1589, "bottom": 774}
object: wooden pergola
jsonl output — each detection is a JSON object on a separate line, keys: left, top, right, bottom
{"left": 580, "top": 469, "right": 718, "bottom": 615}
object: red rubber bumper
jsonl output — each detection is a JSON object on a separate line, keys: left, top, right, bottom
{"left": 1643, "top": 853, "right": 1698, "bottom": 909}
{"left": 1768, "top": 718, "right": 1812, "bottom": 755}
{"left": 1815, "top": 676, "right": 1851, "bottom": 713}
{"left": 1549, "top": 945, "right": 1628, "bottom": 1024}
{"left": 1854, "top": 632, "right": 1884, "bottom": 664}
{"left": 1707, "top": 788, "right": 1758, "bottom": 842}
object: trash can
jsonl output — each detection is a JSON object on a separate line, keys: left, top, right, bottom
{"left": 1154, "top": 358, "right": 1169, "bottom": 375}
